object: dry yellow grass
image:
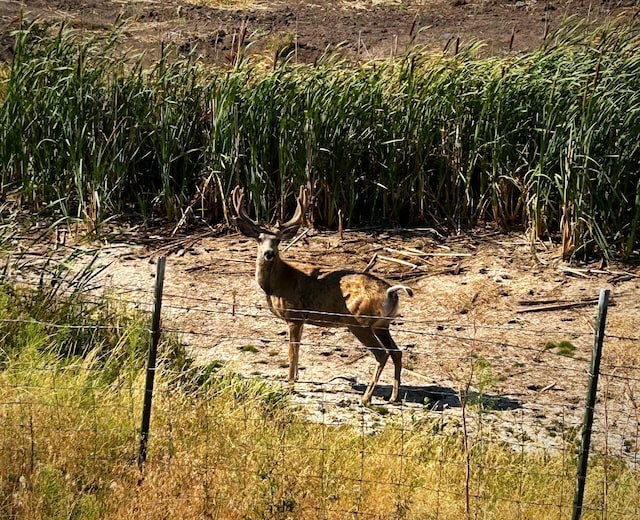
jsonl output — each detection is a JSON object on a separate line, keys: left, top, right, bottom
{"left": 2, "top": 355, "right": 639, "bottom": 520}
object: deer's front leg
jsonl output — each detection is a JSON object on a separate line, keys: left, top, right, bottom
{"left": 287, "top": 321, "right": 304, "bottom": 382}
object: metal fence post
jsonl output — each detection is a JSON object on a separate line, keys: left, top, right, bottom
{"left": 138, "top": 256, "right": 166, "bottom": 471}
{"left": 572, "top": 288, "right": 610, "bottom": 520}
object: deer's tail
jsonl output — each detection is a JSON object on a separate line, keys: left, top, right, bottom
{"left": 382, "top": 285, "right": 413, "bottom": 318}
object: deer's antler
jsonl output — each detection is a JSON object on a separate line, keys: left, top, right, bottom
{"left": 278, "top": 185, "right": 309, "bottom": 233}
{"left": 232, "top": 186, "right": 270, "bottom": 238}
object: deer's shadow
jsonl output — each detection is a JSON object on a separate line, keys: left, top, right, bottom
{"left": 352, "top": 383, "right": 521, "bottom": 411}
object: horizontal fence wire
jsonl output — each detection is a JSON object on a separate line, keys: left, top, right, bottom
{"left": 1, "top": 264, "right": 639, "bottom": 519}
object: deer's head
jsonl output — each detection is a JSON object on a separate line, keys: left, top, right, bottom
{"left": 232, "top": 186, "right": 309, "bottom": 266}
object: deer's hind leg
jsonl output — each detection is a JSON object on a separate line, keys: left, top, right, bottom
{"left": 373, "top": 327, "right": 402, "bottom": 403}
{"left": 348, "top": 325, "right": 389, "bottom": 405}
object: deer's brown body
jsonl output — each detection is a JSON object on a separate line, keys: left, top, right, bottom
{"left": 233, "top": 186, "right": 412, "bottom": 405}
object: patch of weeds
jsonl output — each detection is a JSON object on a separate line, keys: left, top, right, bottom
{"left": 239, "top": 344, "right": 258, "bottom": 353}
{"left": 185, "top": 360, "right": 225, "bottom": 389}
{"left": 403, "top": 356, "right": 416, "bottom": 371}
{"left": 517, "top": 431, "right": 532, "bottom": 443}
{"left": 34, "top": 464, "right": 68, "bottom": 519}
{"left": 214, "top": 372, "right": 290, "bottom": 416}
{"left": 372, "top": 405, "right": 390, "bottom": 415}
{"left": 545, "top": 421, "right": 561, "bottom": 438}
{"left": 563, "top": 426, "right": 580, "bottom": 445}
{"left": 545, "top": 340, "right": 576, "bottom": 357}
{"left": 475, "top": 358, "right": 494, "bottom": 384}
{"left": 470, "top": 357, "right": 498, "bottom": 409}
{"left": 267, "top": 31, "right": 296, "bottom": 61}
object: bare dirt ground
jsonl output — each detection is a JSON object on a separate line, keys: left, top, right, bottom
{"left": 1, "top": 0, "right": 638, "bottom": 65}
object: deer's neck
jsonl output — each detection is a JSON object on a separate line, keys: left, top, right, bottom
{"left": 255, "top": 255, "right": 289, "bottom": 296}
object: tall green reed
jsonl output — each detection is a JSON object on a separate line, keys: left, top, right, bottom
{"left": 1, "top": 20, "right": 639, "bottom": 258}
{"left": 0, "top": 22, "right": 209, "bottom": 227}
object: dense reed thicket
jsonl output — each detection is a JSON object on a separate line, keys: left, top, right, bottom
{"left": 1, "top": 20, "right": 639, "bottom": 258}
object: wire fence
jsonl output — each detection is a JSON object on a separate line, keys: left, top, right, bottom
{"left": 1, "top": 256, "right": 639, "bottom": 519}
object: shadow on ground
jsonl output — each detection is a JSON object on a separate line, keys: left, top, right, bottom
{"left": 353, "top": 383, "right": 522, "bottom": 411}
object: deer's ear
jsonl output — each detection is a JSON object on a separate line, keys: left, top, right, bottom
{"left": 234, "top": 217, "right": 261, "bottom": 239}
{"left": 279, "top": 225, "right": 300, "bottom": 241}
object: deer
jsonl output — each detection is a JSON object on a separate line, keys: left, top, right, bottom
{"left": 232, "top": 185, "right": 413, "bottom": 405}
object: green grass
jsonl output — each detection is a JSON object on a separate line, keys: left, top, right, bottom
{"left": 545, "top": 340, "right": 577, "bottom": 357}
{"left": 1, "top": 19, "right": 639, "bottom": 259}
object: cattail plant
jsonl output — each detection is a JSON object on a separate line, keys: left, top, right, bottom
{"left": 1, "top": 20, "right": 639, "bottom": 258}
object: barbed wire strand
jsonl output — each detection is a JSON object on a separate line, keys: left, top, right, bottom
{"left": 2, "top": 265, "right": 639, "bottom": 517}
